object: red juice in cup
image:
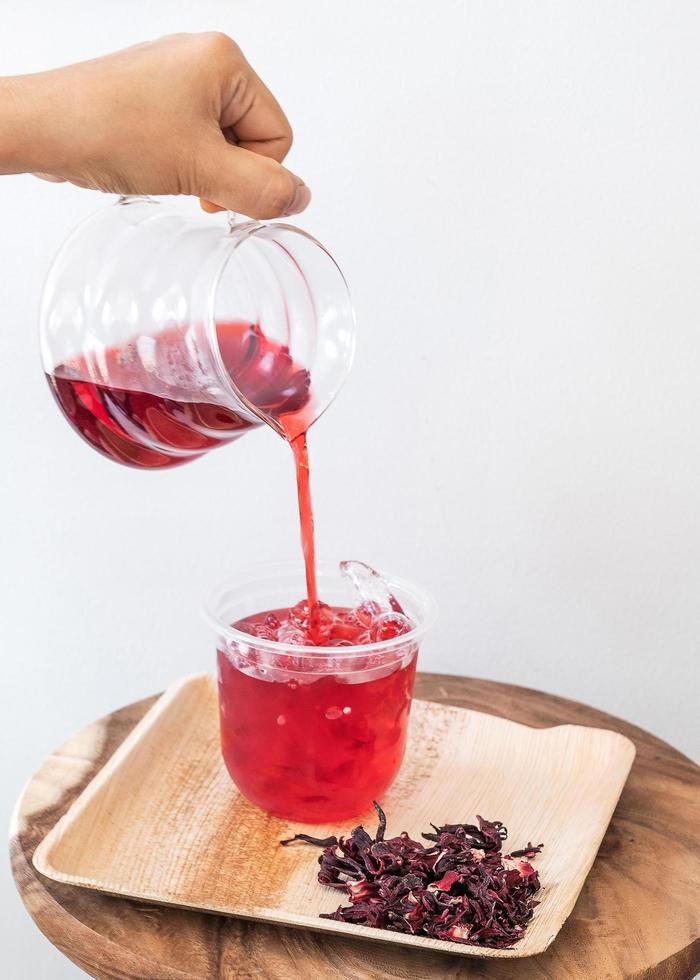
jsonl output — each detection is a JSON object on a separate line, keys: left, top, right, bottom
{"left": 207, "top": 565, "right": 435, "bottom": 823}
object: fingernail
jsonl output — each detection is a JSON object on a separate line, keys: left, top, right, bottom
{"left": 283, "top": 182, "right": 311, "bottom": 217}
{"left": 200, "top": 198, "right": 224, "bottom": 213}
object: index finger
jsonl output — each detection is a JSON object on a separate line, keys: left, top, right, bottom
{"left": 203, "top": 57, "right": 295, "bottom": 213}
{"left": 220, "top": 59, "right": 293, "bottom": 164}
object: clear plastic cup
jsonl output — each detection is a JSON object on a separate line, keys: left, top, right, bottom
{"left": 204, "top": 561, "right": 436, "bottom": 823}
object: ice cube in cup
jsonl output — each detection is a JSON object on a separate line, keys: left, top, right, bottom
{"left": 340, "top": 560, "right": 406, "bottom": 615}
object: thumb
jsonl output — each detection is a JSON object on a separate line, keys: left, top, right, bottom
{"left": 197, "top": 140, "right": 310, "bottom": 219}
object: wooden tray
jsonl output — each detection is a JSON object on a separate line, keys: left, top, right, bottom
{"left": 33, "top": 673, "right": 635, "bottom": 960}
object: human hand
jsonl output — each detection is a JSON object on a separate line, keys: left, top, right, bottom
{"left": 0, "top": 32, "right": 309, "bottom": 219}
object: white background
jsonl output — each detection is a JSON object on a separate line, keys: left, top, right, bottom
{"left": 3, "top": 2, "right": 700, "bottom": 976}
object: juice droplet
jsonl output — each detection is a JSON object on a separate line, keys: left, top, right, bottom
{"left": 342, "top": 706, "right": 352, "bottom": 715}
{"left": 325, "top": 706, "right": 343, "bottom": 721}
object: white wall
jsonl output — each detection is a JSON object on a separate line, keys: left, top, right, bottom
{"left": 3, "top": 2, "right": 699, "bottom": 976}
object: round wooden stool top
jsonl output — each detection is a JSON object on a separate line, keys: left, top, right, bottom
{"left": 10, "top": 673, "right": 700, "bottom": 979}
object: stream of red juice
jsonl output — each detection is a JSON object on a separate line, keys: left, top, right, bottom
{"left": 288, "top": 432, "right": 318, "bottom": 611}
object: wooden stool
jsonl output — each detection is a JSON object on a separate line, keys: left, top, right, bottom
{"left": 10, "top": 673, "right": 700, "bottom": 979}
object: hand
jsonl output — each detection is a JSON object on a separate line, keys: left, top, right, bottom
{"left": 0, "top": 32, "right": 310, "bottom": 219}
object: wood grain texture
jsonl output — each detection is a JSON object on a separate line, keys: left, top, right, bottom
{"left": 32, "top": 674, "right": 636, "bottom": 960}
{"left": 10, "top": 672, "right": 700, "bottom": 979}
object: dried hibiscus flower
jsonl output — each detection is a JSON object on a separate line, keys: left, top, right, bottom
{"left": 281, "top": 802, "right": 543, "bottom": 949}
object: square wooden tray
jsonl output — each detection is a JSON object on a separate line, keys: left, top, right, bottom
{"left": 33, "top": 673, "right": 635, "bottom": 959}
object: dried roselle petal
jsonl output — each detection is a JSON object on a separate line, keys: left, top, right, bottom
{"left": 347, "top": 879, "right": 380, "bottom": 902}
{"left": 372, "top": 800, "right": 387, "bottom": 841}
{"left": 477, "top": 815, "right": 508, "bottom": 845}
{"left": 285, "top": 803, "right": 542, "bottom": 950}
{"left": 386, "top": 911, "right": 414, "bottom": 933}
{"left": 279, "top": 832, "right": 338, "bottom": 848}
{"left": 347, "top": 824, "right": 373, "bottom": 854}
{"left": 517, "top": 860, "right": 537, "bottom": 880}
{"left": 318, "top": 850, "right": 365, "bottom": 887}
{"left": 428, "top": 869, "right": 461, "bottom": 893}
{"left": 506, "top": 841, "right": 544, "bottom": 860}
{"left": 377, "top": 872, "right": 424, "bottom": 903}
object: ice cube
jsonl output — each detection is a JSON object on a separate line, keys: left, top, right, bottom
{"left": 290, "top": 599, "right": 312, "bottom": 626}
{"left": 369, "top": 612, "right": 412, "bottom": 642}
{"left": 339, "top": 560, "right": 405, "bottom": 614}
{"left": 277, "top": 620, "right": 307, "bottom": 645}
{"left": 328, "top": 607, "right": 370, "bottom": 642}
{"left": 248, "top": 613, "right": 281, "bottom": 641}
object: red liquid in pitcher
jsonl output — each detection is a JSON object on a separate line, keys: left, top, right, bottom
{"left": 47, "top": 321, "right": 311, "bottom": 469}
{"left": 217, "top": 603, "right": 417, "bottom": 822}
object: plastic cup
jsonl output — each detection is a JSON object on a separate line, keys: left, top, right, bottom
{"left": 204, "top": 561, "right": 436, "bottom": 823}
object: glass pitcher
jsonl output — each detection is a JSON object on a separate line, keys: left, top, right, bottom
{"left": 39, "top": 195, "right": 355, "bottom": 468}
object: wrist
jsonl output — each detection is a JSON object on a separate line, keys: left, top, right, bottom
{"left": 0, "top": 71, "right": 76, "bottom": 176}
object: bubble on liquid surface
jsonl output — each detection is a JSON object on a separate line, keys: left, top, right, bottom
{"left": 340, "top": 560, "right": 405, "bottom": 615}
{"left": 324, "top": 705, "right": 343, "bottom": 720}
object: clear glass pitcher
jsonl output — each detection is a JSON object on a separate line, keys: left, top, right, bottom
{"left": 39, "top": 195, "right": 355, "bottom": 468}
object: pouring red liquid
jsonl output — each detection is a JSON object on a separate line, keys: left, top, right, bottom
{"left": 48, "top": 321, "right": 421, "bottom": 820}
